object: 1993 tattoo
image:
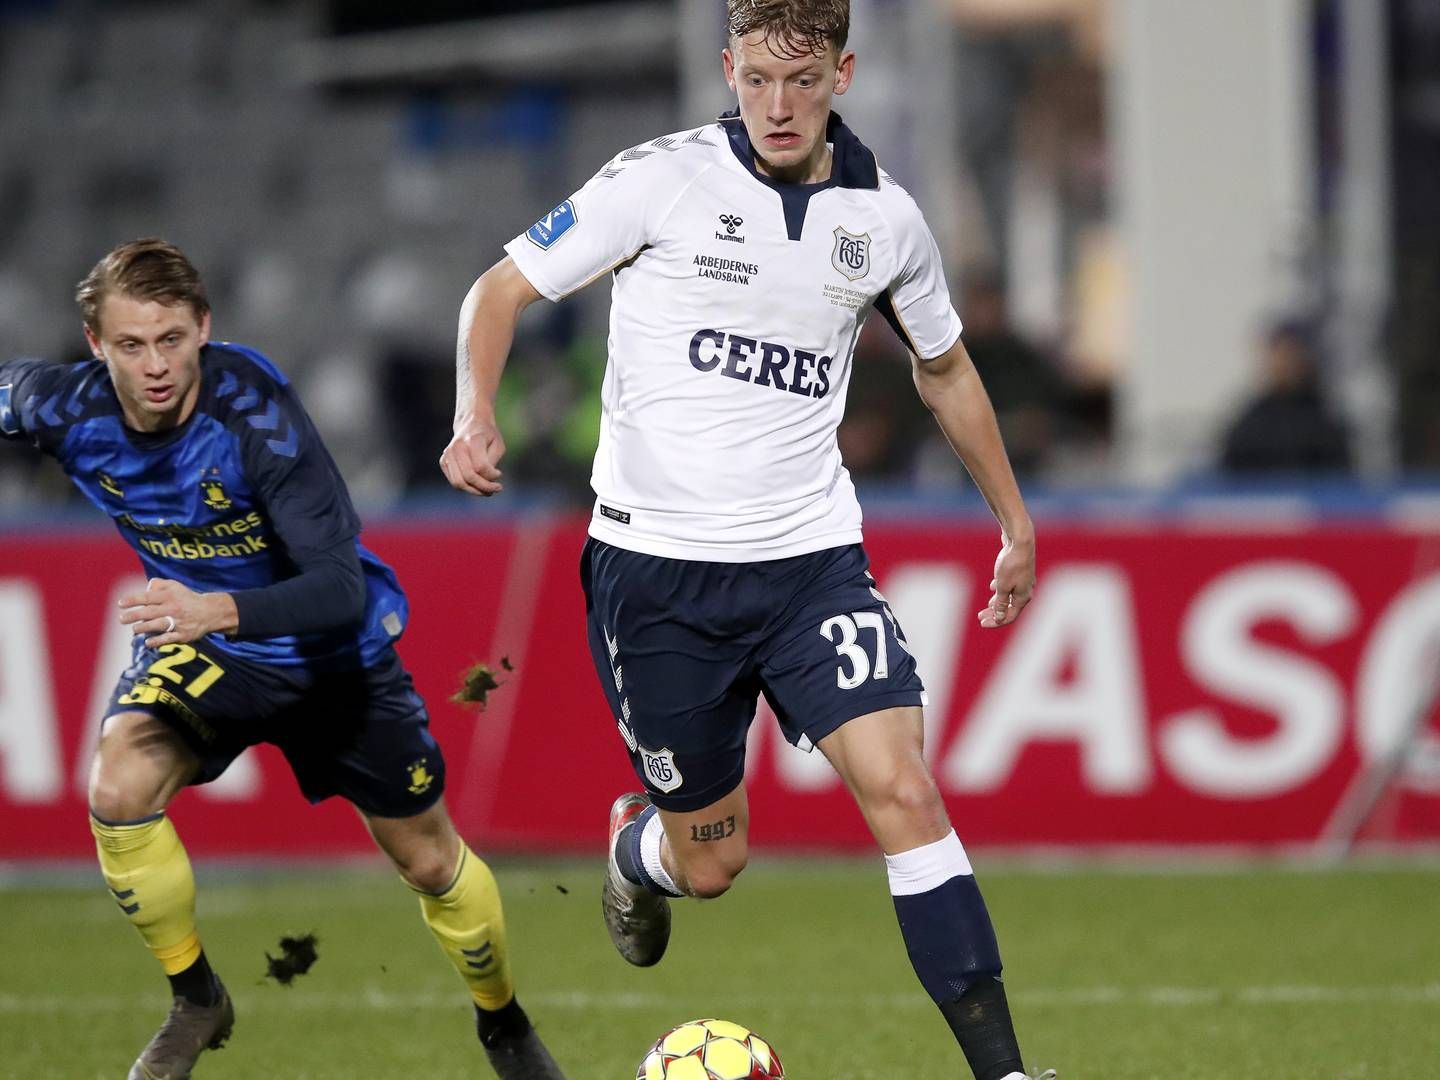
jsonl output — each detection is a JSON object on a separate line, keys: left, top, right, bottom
{"left": 689, "top": 815, "right": 737, "bottom": 843}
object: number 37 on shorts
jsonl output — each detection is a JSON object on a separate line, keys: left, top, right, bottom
{"left": 819, "top": 588, "right": 912, "bottom": 690}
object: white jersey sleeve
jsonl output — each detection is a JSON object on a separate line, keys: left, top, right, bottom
{"left": 879, "top": 196, "right": 964, "bottom": 361}
{"left": 504, "top": 145, "right": 696, "bottom": 302}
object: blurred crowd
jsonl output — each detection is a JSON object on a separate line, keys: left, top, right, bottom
{"left": 0, "top": 274, "right": 1357, "bottom": 516}
{"left": 835, "top": 284, "right": 1353, "bottom": 494}
{"left": 0, "top": 0, "right": 1366, "bottom": 517}
{"left": 341, "top": 292, "right": 1360, "bottom": 500}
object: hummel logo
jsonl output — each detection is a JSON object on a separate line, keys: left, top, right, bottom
{"left": 716, "top": 213, "right": 746, "bottom": 244}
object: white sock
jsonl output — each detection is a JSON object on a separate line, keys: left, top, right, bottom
{"left": 639, "top": 809, "right": 683, "bottom": 897}
{"left": 883, "top": 829, "right": 973, "bottom": 895}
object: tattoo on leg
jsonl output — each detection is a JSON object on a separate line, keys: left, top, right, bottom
{"left": 688, "top": 816, "right": 736, "bottom": 843}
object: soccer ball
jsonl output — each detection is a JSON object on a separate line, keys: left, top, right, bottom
{"left": 636, "top": 1018, "right": 785, "bottom": 1079}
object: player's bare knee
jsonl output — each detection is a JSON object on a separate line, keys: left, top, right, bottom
{"left": 92, "top": 712, "right": 193, "bottom": 795}
{"left": 88, "top": 772, "right": 164, "bottom": 823}
{"left": 88, "top": 751, "right": 182, "bottom": 819}
{"left": 898, "top": 772, "right": 948, "bottom": 834}
{"left": 370, "top": 822, "right": 457, "bottom": 893}
{"left": 679, "top": 850, "right": 748, "bottom": 899}
{"left": 399, "top": 849, "right": 458, "bottom": 895}
{"left": 864, "top": 762, "right": 947, "bottom": 829}
{"left": 88, "top": 736, "right": 182, "bottom": 821}
{"left": 897, "top": 764, "right": 945, "bottom": 815}
{"left": 375, "top": 812, "right": 458, "bottom": 893}
{"left": 87, "top": 780, "right": 128, "bottom": 823}
{"left": 682, "top": 865, "right": 734, "bottom": 899}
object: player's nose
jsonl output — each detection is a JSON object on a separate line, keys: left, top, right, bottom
{"left": 766, "top": 84, "right": 792, "bottom": 122}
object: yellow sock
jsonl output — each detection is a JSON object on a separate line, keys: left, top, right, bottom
{"left": 416, "top": 845, "right": 515, "bottom": 1011}
{"left": 90, "top": 813, "right": 201, "bottom": 976}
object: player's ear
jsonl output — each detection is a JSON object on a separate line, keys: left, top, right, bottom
{"left": 83, "top": 323, "right": 104, "bottom": 361}
{"left": 833, "top": 49, "right": 856, "bottom": 96}
{"left": 197, "top": 310, "right": 212, "bottom": 346}
{"left": 722, "top": 46, "right": 738, "bottom": 92}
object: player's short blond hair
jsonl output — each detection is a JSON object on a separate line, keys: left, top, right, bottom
{"left": 728, "top": 0, "right": 850, "bottom": 60}
{"left": 76, "top": 238, "right": 210, "bottom": 333}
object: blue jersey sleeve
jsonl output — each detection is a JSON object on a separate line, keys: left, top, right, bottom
{"left": 225, "top": 368, "right": 369, "bottom": 638}
{"left": 0, "top": 358, "right": 97, "bottom": 456}
{"left": 230, "top": 536, "right": 366, "bottom": 638}
{"left": 239, "top": 378, "right": 363, "bottom": 555}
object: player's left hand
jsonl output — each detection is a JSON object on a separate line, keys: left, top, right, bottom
{"left": 119, "top": 578, "right": 237, "bottom": 647}
{"left": 978, "top": 530, "right": 1036, "bottom": 629}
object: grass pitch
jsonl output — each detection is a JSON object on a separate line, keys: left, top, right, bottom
{"left": 2, "top": 858, "right": 1437, "bottom": 1078}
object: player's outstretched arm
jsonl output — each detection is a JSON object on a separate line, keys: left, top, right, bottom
{"left": 911, "top": 338, "right": 1036, "bottom": 629}
{"left": 441, "top": 257, "right": 544, "bottom": 497}
{"left": 117, "top": 544, "right": 366, "bottom": 647}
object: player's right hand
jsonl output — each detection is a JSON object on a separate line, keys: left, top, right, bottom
{"left": 440, "top": 416, "right": 506, "bottom": 497}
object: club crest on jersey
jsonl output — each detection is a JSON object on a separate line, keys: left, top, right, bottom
{"left": 527, "top": 199, "right": 578, "bottom": 250}
{"left": 832, "top": 226, "right": 871, "bottom": 282}
{"left": 200, "top": 476, "right": 232, "bottom": 511}
{"left": 640, "top": 746, "right": 683, "bottom": 794}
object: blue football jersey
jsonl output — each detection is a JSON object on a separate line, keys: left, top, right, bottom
{"left": 0, "top": 343, "right": 407, "bottom": 668}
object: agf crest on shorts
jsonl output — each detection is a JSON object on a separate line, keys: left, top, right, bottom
{"left": 831, "top": 226, "right": 871, "bottom": 282}
{"left": 640, "top": 746, "right": 683, "bottom": 793}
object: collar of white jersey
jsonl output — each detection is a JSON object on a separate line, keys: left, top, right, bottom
{"left": 717, "top": 109, "right": 881, "bottom": 192}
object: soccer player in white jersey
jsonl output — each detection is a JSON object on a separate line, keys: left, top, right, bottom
{"left": 442, "top": 2, "right": 1050, "bottom": 1077}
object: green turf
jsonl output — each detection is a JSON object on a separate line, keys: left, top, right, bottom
{"left": 1, "top": 859, "right": 1437, "bottom": 1078}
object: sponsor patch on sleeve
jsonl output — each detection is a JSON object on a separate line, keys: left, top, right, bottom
{"left": 526, "top": 199, "right": 578, "bottom": 250}
{"left": 0, "top": 384, "right": 16, "bottom": 435}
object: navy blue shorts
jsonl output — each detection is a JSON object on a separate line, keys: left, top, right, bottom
{"left": 106, "top": 640, "right": 444, "bottom": 818}
{"left": 581, "top": 539, "right": 926, "bottom": 812}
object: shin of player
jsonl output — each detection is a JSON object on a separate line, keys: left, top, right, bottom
{"left": 89, "top": 714, "right": 224, "bottom": 1023}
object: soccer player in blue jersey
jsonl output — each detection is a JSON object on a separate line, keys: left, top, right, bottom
{"left": 0, "top": 240, "right": 564, "bottom": 1080}
{"left": 443, "top": 1, "right": 1054, "bottom": 1077}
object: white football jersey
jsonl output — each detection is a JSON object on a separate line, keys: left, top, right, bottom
{"left": 504, "top": 112, "right": 962, "bottom": 562}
